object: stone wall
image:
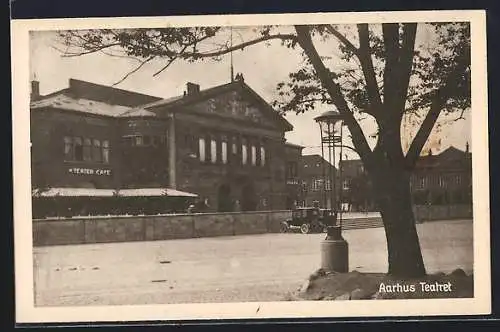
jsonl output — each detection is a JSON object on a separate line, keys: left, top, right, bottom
{"left": 33, "top": 210, "right": 292, "bottom": 246}
{"left": 413, "top": 204, "right": 473, "bottom": 221}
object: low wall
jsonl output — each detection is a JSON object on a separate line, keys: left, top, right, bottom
{"left": 33, "top": 210, "right": 292, "bottom": 246}
{"left": 413, "top": 205, "right": 473, "bottom": 221}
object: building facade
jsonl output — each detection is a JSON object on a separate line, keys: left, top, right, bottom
{"left": 337, "top": 145, "right": 473, "bottom": 211}
{"left": 298, "top": 154, "right": 338, "bottom": 209}
{"left": 30, "top": 76, "right": 294, "bottom": 212}
{"left": 284, "top": 142, "right": 304, "bottom": 209}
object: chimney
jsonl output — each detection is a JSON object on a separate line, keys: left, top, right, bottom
{"left": 186, "top": 82, "right": 200, "bottom": 96}
{"left": 465, "top": 141, "right": 470, "bottom": 153}
{"left": 31, "top": 80, "right": 40, "bottom": 101}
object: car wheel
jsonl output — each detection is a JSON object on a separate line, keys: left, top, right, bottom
{"left": 280, "top": 222, "right": 289, "bottom": 233}
{"left": 300, "top": 223, "right": 310, "bottom": 234}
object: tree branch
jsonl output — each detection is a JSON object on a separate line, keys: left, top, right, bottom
{"left": 357, "top": 24, "right": 384, "bottom": 113}
{"left": 180, "top": 33, "right": 297, "bottom": 59}
{"left": 394, "top": 23, "right": 418, "bottom": 112}
{"left": 294, "top": 25, "right": 374, "bottom": 167}
{"left": 325, "top": 25, "right": 359, "bottom": 55}
{"left": 405, "top": 61, "right": 469, "bottom": 167}
{"left": 113, "top": 56, "right": 156, "bottom": 86}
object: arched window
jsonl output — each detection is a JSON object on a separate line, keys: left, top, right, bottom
{"left": 83, "top": 138, "right": 92, "bottom": 161}
{"left": 251, "top": 144, "right": 257, "bottom": 166}
{"left": 242, "top": 139, "right": 248, "bottom": 165}
{"left": 199, "top": 137, "right": 206, "bottom": 162}
{"left": 102, "top": 140, "right": 110, "bottom": 164}
{"left": 210, "top": 137, "right": 217, "bottom": 163}
{"left": 73, "top": 137, "right": 83, "bottom": 161}
{"left": 260, "top": 146, "right": 266, "bottom": 166}
{"left": 92, "top": 139, "right": 102, "bottom": 162}
{"left": 221, "top": 136, "right": 228, "bottom": 164}
{"left": 64, "top": 136, "right": 73, "bottom": 160}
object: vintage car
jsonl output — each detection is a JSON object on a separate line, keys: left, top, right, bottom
{"left": 280, "top": 207, "right": 336, "bottom": 234}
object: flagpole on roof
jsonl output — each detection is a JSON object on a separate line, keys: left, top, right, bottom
{"left": 230, "top": 26, "right": 234, "bottom": 82}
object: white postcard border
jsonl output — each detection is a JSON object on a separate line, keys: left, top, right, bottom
{"left": 11, "top": 10, "right": 490, "bottom": 323}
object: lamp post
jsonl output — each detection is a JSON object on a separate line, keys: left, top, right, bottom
{"left": 314, "top": 109, "right": 349, "bottom": 273}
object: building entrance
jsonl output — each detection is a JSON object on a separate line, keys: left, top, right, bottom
{"left": 217, "top": 184, "right": 233, "bottom": 212}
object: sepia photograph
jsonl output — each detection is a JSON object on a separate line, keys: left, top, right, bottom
{"left": 11, "top": 10, "right": 490, "bottom": 323}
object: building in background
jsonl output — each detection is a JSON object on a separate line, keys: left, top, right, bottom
{"left": 299, "top": 154, "right": 338, "bottom": 209}
{"left": 337, "top": 144, "right": 473, "bottom": 212}
{"left": 284, "top": 142, "right": 304, "bottom": 209}
{"left": 30, "top": 75, "right": 294, "bottom": 215}
{"left": 410, "top": 145, "right": 472, "bottom": 206}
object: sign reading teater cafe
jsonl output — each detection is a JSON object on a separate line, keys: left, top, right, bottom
{"left": 68, "top": 167, "right": 112, "bottom": 176}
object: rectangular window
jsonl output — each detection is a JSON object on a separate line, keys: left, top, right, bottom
{"left": 134, "top": 136, "right": 143, "bottom": 146}
{"left": 232, "top": 137, "right": 238, "bottom": 154}
{"left": 251, "top": 145, "right": 257, "bottom": 166}
{"left": 343, "top": 179, "right": 350, "bottom": 190}
{"left": 83, "top": 138, "right": 92, "bottom": 161}
{"left": 73, "top": 137, "right": 83, "bottom": 161}
{"left": 325, "top": 179, "right": 331, "bottom": 191}
{"left": 260, "top": 146, "right": 266, "bottom": 166}
{"left": 221, "top": 137, "right": 228, "bottom": 164}
{"left": 199, "top": 137, "right": 206, "bottom": 162}
{"left": 92, "top": 139, "right": 102, "bottom": 162}
{"left": 211, "top": 138, "right": 217, "bottom": 163}
{"left": 242, "top": 139, "right": 248, "bottom": 165}
{"left": 64, "top": 136, "right": 73, "bottom": 160}
{"left": 312, "top": 179, "right": 321, "bottom": 191}
{"left": 102, "top": 140, "right": 110, "bottom": 164}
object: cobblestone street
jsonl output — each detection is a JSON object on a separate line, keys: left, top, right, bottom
{"left": 34, "top": 219, "right": 473, "bottom": 306}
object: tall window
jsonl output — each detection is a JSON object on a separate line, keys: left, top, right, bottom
{"left": 210, "top": 137, "right": 217, "bottom": 163}
{"left": 232, "top": 137, "right": 238, "bottom": 155}
{"left": 64, "top": 136, "right": 73, "bottom": 160}
{"left": 312, "top": 179, "right": 321, "bottom": 191}
{"left": 102, "top": 140, "right": 110, "bottom": 164}
{"left": 92, "top": 139, "right": 102, "bottom": 162}
{"left": 199, "top": 137, "right": 206, "bottom": 162}
{"left": 251, "top": 145, "right": 257, "bottom": 166}
{"left": 242, "top": 139, "right": 248, "bottom": 165}
{"left": 343, "top": 179, "right": 350, "bottom": 190}
{"left": 73, "top": 137, "right": 83, "bottom": 161}
{"left": 221, "top": 136, "right": 228, "bottom": 164}
{"left": 260, "top": 146, "right": 266, "bottom": 166}
{"left": 325, "top": 179, "right": 331, "bottom": 191}
{"left": 83, "top": 138, "right": 92, "bottom": 161}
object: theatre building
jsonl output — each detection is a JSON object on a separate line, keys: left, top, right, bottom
{"left": 30, "top": 76, "right": 294, "bottom": 216}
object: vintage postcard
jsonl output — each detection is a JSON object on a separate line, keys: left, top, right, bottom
{"left": 11, "top": 10, "right": 490, "bottom": 324}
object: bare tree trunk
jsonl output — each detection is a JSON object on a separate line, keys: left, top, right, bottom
{"left": 372, "top": 168, "right": 426, "bottom": 278}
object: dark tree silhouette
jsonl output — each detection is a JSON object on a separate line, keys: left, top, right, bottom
{"left": 55, "top": 22, "right": 471, "bottom": 277}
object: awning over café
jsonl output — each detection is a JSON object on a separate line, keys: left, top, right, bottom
{"left": 32, "top": 187, "right": 198, "bottom": 198}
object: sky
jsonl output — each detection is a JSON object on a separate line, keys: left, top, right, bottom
{"left": 29, "top": 26, "right": 472, "bottom": 161}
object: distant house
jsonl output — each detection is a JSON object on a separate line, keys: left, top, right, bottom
{"left": 337, "top": 145, "right": 473, "bottom": 211}
{"left": 411, "top": 145, "right": 472, "bottom": 205}
{"left": 284, "top": 142, "right": 304, "bottom": 209}
{"left": 299, "top": 154, "right": 338, "bottom": 209}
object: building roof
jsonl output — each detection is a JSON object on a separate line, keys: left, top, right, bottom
{"left": 143, "top": 80, "right": 294, "bottom": 131}
{"left": 30, "top": 94, "right": 132, "bottom": 117}
{"left": 300, "top": 154, "right": 336, "bottom": 170}
{"left": 285, "top": 141, "right": 304, "bottom": 149}
{"left": 65, "top": 78, "right": 162, "bottom": 107}
{"left": 30, "top": 78, "right": 293, "bottom": 130}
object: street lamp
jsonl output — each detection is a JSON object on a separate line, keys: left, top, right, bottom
{"left": 314, "top": 109, "right": 349, "bottom": 273}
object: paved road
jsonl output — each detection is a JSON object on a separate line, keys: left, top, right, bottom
{"left": 34, "top": 219, "right": 473, "bottom": 306}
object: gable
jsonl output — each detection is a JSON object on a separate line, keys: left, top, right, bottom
{"left": 184, "top": 89, "right": 281, "bottom": 129}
